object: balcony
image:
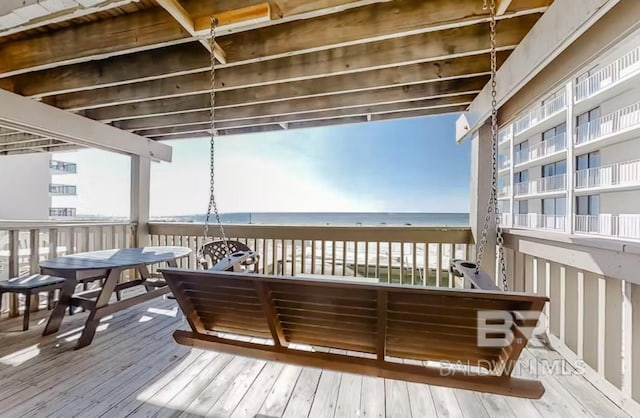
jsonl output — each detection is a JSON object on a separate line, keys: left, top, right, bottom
{"left": 49, "top": 184, "right": 77, "bottom": 196}
{"left": 497, "top": 184, "right": 510, "bottom": 199}
{"left": 50, "top": 160, "right": 77, "bottom": 175}
{"left": 0, "top": 221, "right": 634, "bottom": 417}
{"left": 574, "top": 214, "right": 640, "bottom": 240}
{"left": 514, "top": 133, "right": 566, "bottom": 168}
{"left": 575, "top": 102, "right": 640, "bottom": 151}
{"left": 514, "top": 173, "right": 567, "bottom": 197}
{"left": 513, "top": 213, "right": 566, "bottom": 231}
{"left": 513, "top": 93, "right": 567, "bottom": 137}
{"left": 498, "top": 125, "right": 512, "bottom": 147}
{"left": 575, "top": 159, "right": 640, "bottom": 192}
{"left": 49, "top": 207, "right": 76, "bottom": 217}
{"left": 575, "top": 46, "right": 640, "bottom": 110}
{"left": 497, "top": 156, "right": 510, "bottom": 172}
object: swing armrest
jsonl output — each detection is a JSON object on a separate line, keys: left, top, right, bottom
{"left": 450, "top": 259, "right": 500, "bottom": 291}
{"left": 209, "top": 251, "right": 259, "bottom": 272}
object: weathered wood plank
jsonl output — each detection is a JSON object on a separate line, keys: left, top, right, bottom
{"left": 45, "top": 52, "right": 507, "bottom": 111}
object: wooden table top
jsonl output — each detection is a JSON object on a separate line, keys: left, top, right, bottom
{"left": 40, "top": 246, "right": 192, "bottom": 271}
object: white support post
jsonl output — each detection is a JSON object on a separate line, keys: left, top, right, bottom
{"left": 565, "top": 80, "right": 575, "bottom": 233}
{"left": 130, "top": 155, "right": 151, "bottom": 248}
{"left": 470, "top": 123, "right": 497, "bottom": 278}
{"left": 508, "top": 126, "right": 514, "bottom": 228}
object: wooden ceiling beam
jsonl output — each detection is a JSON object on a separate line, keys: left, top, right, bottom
{"left": 86, "top": 76, "right": 486, "bottom": 122}
{"left": 0, "top": 7, "right": 193, "bottom": 78}
{"left": 156, "top": 0, "right": 231, "bottom": 64}
{"left": 0, "top": 0, "right": 381, "bottom": 78}
{"left": 45, "top": 51, "right": 510, "bottom": 111}
{"left": 0, "top": 5, "right": 538, "bottom": 88}
{"left": 147, "top": 104, "right": 468, "bottom": 140}
{"left": 212, "top": 0, "right": 544, "bottom": 66}
{"left": 127, "top": 96, "right": 474, "bottom": 133}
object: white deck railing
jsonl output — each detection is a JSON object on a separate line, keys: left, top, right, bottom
{"left": 147, "top": 223, "right": 472, "bottom": 288}
{"left": 498, "top": 157, "right": 510, "bottom": 170}
{"left": 514, "top": 173, "right": 567, "bottom": 196}
{"left": 513, "top": 213, "right": 565, "bottom": 231}
{"left": 575, "top": 102, "right": 640, "bottom": 145}
{"left": 575, "top": 47, "right": 640, "bottom": 101}
{"left": 498, "top": 185, "right": 510, "bottom": 198}
{"left": 498, "top": 125, "right": 512, "bottom": 145}
{"left": 513, "top": 93, "right": 567, "bottom": 135}
{"left": 502, "top": 230, "right": 640, "bottom": 416}
{"left": 574, "top": 214, "right": 640, "bottom": 240}
{"left": 514, "top": 133, "right": 566, "bottom": 165}
{"left": 0, "top": 221, "right": 135, "bottom": 317}
{"left": 575, "top": 159, "right": 640, "bottom": 189}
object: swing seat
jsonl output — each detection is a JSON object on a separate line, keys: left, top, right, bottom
{"left": 161, "top": 268, "right": 548, "bottom": 398}
{"left": 200, "top": 240, "right": 260, "bottom": 272}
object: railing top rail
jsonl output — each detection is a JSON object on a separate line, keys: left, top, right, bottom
{"left": 0, "top": 221, "right": 133, "bottom": 229}
{"left": 148, "top": 222, "right": 473, "bottom": 243}
{"left": 575, "top": 46, "right": 640, "bottom": 93}
{"left": 576, "top": 158, "right": 640, "bottom": 173}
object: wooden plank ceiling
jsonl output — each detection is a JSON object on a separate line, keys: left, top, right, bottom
{"left": 0, "top": 0, "right": 553, "bottom": 151}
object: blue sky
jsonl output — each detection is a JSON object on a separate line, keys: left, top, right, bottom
{"left": 53, "top": 113, "right": 470, "bottom": 217}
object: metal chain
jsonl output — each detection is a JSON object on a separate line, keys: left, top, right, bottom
{"left": 476, "top": 0, "right": 508, "bottom": 291}
{"left": 203, "top": 17, "right": 231, "bottom": 258}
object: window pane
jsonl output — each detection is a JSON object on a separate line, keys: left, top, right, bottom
{"left": 556, "top": 123, "right": 566, "bottom": 134}
{"left": 556, "top": 198, "right": 566, "bottom": 214}
{"left": 589, "top": 195, "right": 600, "bottom": 216}
{"left": 589, "top": 107, "right": 601, "bottom": 120}
{"left": 542, "top": 164, "right": 553, "bottom": 177}
{"left": 577, "top": 196, "right": 589, "bottom": 215}
{"left": 543, "top": 199, "right": 555, "bottom": 215}
{"left": 555, "top": 160, "right": 567, "bottom": 175}
{"left": 589, "top": 151, "right": 600, "bottom": 168}
{"left": 543, "top": 129, "right": 554, "bottom": 141}
{"left": 576, "top": 154, "right": 588, "bottom": 171}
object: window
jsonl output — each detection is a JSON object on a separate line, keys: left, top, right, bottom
{"left": 515, "top": 200, "right": 528, "bottom": 214}
{"left": 542, "top": 198, "right": 566, "bottom": 215}
{"left": 514, "top": 140, "right": 529, "bottom": 163}
{"left": 514, "top": 170, "right": 528, "bottom": 183}
{"left": 577, "top": 107, "right": 601, "bottom": 127}
{"left": 542, "top": 123, "right": 566, "bottom": 141}
{"left": 542, "top": 160, "right": 566, "bottom": 177}
{"left": 576, "top": 195, "right": 600, "bottom": 216}
{"left": 576, "top": 151, "right": 600, "bottom": 171}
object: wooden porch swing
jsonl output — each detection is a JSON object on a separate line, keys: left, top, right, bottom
{"left": 162, "top": 0, "right": 549, "bottom": 399}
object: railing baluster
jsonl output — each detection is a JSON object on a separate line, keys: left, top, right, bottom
{"left": 353, "top": 241, "right": 358, "bottom": 277}
{"left": 291, "top": 240, "right": 297, "bottom": 275}
{"left": 365, "top": 242, "right": 369, "bottom": 278}
{"left": 311, "top": 240, "right": 317, "bottom": 274}
{"left": 424, "top": 243, "right": 429, "bottom": 286}
{"left": 387, "top": 242, "right": 392, "bottom": 283}
{"left": 280, "top": 239, "right": 286, "bottom": 275}
{"left": 8, "top": 230, "right": 19, "bottom": 317}
{"left": 342, "top": 241, "right": 347, "bottom": 276}
{"left": 436, "top": 243, "right": 442, "bottom": 287}
{"left": 49, "top": 228, "right": 58, "bottom": 260}
{"left": 399, "top": 242, "right": 405, "bottom": 284}
{"left": 301, "top": 240, "right": 306, "bottom": 274}
{"left": 411, "top": 243, "right": 417, "bottom": 286}
{"left": 271, "top": 239, "right": 277, "bottom": 274}
{"left": 375, "top": 242, "right": 380, "bottom": 280}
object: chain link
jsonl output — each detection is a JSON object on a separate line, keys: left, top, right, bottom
{"left": 476, "top": 0, "right": 508, "bottom": 291}
{"left": 202, "top": 17, "right": 231, "bottom": 259}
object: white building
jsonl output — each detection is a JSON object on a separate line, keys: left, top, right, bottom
{"left": 0, "top": 154, "right": 77, "bottom": 220}
{"left": 496, "top": 29, "right": 640, "bottom": 241}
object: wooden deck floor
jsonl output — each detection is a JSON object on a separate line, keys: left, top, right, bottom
{"left": 0, "top": 296, "right": 629, "bottom": 418}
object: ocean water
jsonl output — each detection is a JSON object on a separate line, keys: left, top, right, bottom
{"left": 154, "top": 212, "right": 469, "bottom": 226}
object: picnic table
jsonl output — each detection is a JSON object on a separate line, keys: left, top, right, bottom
{"left": 40, "top": 246, "right": 191, "bottom": 349}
